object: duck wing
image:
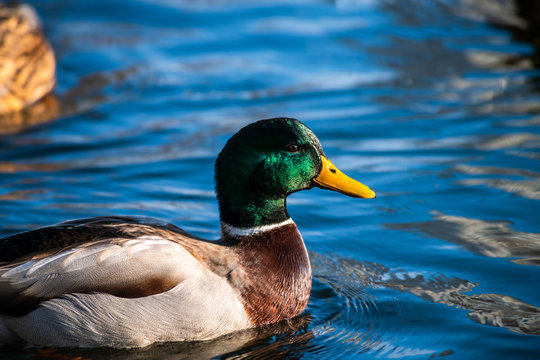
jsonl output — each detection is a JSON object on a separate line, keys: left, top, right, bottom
{"left": 0, "top": 216, "right": 209, "bottom": 316}
{"left": 0, "top": 215, "right": 193, "bottom": 263}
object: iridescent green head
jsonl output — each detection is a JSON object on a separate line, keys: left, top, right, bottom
{"left": 215, "top": 118, "right": 375, "bottom": 228}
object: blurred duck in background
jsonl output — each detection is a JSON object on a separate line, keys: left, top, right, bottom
{"left": 0, "top": 1, "right": 60, "bottom": 135}
{"left": 0, "top": 2, "right": 128, "bottom": 135}
{"left": 0, "top": 2, "right": 56, "bottom": 114}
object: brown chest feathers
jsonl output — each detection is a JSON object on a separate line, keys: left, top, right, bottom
{"left": 225, "top": 224, "right": 312, "bottom": 326}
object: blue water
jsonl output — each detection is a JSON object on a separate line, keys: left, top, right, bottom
{"left": 1, "top": 0, "right": 540, "bottom": 358}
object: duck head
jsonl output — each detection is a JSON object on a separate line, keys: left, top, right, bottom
{"left": 215, "top": 118, "right": 375, "bottom": 228}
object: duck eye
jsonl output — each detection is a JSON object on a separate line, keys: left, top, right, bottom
{"left": 285, "top": 143, "right": 299, "bottom": 153}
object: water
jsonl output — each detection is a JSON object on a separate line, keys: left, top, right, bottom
{"left": 1, "top": 0, "right": 540, "bottom": 358}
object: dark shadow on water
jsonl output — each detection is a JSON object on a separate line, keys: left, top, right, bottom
{"left": 454, "top": 0, "right": 540, "bottom": 92}
{"left": 492, "top": 0, "right": 540, "bottom": 91}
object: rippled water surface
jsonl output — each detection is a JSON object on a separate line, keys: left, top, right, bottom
{"left": 1, "top": 0, "right": 540, "bottom": 358}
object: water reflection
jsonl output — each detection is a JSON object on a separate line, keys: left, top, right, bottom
{"left": 370, "top": 0, "right": 540, "bottom": 124}
{"left": 460, "top": 178, "right": 540, "bottom": 200}
{"left": 0, "top": 161, "right": 61, "bottom": 173}
{"left": 458, "top": 0, "right": 540, "bottom": 93}
{"left": 312, "top": 252, "right": 540, "bottom": 336}
{"left": 311, "top": 253, "right": 405, "bottom": 356}
{"left": 513, "top": 0, "right": 540, "bottom": 72}
{"left": 3, "top": 315, "right": 313, "bottom": 360}
{"left": 473, "top": 133, "right": 540, "bottom": 150}
{"left": 490, "top": 0, "right": 540, "bottom": 90}
{"left": 386, "top": 211, "right": 540, "bottom": 262}
{"left": 453, "top": 163, "right": 540, "bottom": 200}
{"left": 0, "top": 94, "right": 60, "bottom": 135}
{"left": 0, "top": 66, "right": 137, "bottom": 136}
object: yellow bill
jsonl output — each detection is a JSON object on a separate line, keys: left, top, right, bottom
{"left": 313, "top": 156, "right": 375, "bottom": 199}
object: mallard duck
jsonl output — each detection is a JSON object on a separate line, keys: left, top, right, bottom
{"left": 0, "top": 2, "right": 56, "bottom": 114}
{"left": 0, "top": 118, "right": 375, "bottom": 348}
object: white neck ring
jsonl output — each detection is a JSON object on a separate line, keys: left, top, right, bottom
{"left": 221, "top": 218, "right": 295, "bottom": 237}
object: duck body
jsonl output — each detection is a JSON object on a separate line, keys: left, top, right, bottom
{"left": 0, "top": 118, "right": 373, "bottom": 348}
{"left": 0, "top": 216, "right": 310, "bottom": 348}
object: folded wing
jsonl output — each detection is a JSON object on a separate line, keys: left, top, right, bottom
{"left": 0, "top": 235, "right": 199, "bottom": 316}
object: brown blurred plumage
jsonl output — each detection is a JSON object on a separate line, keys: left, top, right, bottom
{"left": 0, "top": 2, "right": 56, "bottom": 114}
